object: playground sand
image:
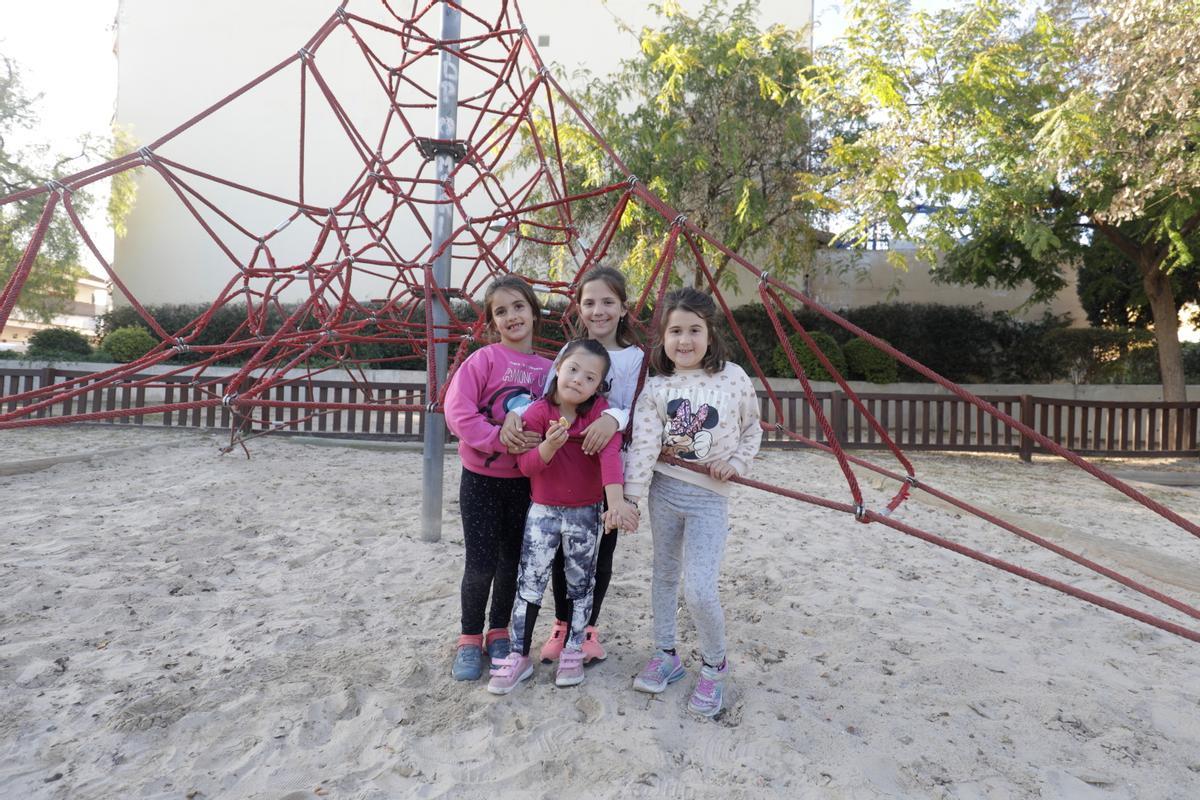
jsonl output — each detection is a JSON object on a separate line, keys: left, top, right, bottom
{"left": 2, "top": 426, "right": 1199, "bottom": 799}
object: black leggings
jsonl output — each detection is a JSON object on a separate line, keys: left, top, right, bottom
{"left": 552, "top": 526, "right": 618, "bottom": 626}
{"left": 458, "top": 467, "right": 531, "bottom": 636}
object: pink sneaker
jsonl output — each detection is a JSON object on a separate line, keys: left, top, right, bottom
{"left": 487, "top": 653, "right": 533, "bottom": 695}
{"left": 581, "top": 625, "right": 607, "bottom": 663}
{"left": 539, "top": 619, "right": 569, "bottom": 663}
{"left": 555, "top": 649, "right": 585, "bottom": 687}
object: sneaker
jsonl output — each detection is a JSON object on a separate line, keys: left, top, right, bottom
{"left": 451, "top": 634, "right": 484, "bottom": 681}
{"left": 539, "top": 619, "right": 569, "bottom": 663}
{"left": 632, "top": 650, "right": 685, "bottom": 694}
{"left": 485, "top": 628, "right": 511, "bottom": 661}
{"left": 581, "top": 625, "right": 607, "bottom": 663}
{"left": 688, "top": 660, "right": 729, "bottom": 717}
{"left": 556, "top": 649, "right": 585, "bottom": 687}
{"left": 487, "top": 653, "right": 534, "bottom": 695}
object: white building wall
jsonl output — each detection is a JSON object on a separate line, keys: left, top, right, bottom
{"left": 112, "top": 0, "right": 812, "bottom": 307}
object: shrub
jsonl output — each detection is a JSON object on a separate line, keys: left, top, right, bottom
{"left": 844, "top": 337, "right": 899, "bottom": 383}
{"left": 102, "top": 326, "right": 158, "bottom": 362}
{"left": 27, "top": 327, "right": 93, "bottom": 358}
{"left": 1040, "top": 327, "right": 1153, "bottom": 384}
{"left": 770, "top": 329, "right": 846, "bottom": 381}
{"left": 1182, "top": 342, "right": 1200, "bottom": 382}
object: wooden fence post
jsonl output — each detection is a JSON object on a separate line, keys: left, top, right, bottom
{"left": 830, "top": 389, "right": 846, "bottom": 445}
{"left": 1019, "top": 394, "right": 1034, "bottom": 462}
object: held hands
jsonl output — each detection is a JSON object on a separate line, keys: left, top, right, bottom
{"left": 580, "top": 414, "right": 620, "bottom": 455}
{"left": 604, "top": 497, "right": 640, "bottom": 533}
{"left": 501, "top": 410, "right": 541, "bottom": 454}
{"left": 707, "top": 459, "right": 737, "bottom": 481}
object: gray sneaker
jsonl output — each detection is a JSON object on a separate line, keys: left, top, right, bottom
{"left": 688, "top": 660, "right": 728, "bottom": 717}
{"left": 632, "top": 650, "right": 685, "bottom": 693}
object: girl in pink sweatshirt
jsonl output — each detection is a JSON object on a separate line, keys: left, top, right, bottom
{"left": 443, "top": 275, "right": 553, "bottom": 682}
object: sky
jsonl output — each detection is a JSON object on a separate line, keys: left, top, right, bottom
{"left": 1, "top": 0, "right": 121, "bottom": 274}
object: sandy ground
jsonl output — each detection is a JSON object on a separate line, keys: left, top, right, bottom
{"left": 1, "top": 425, "right": 1199, "bottom": 799}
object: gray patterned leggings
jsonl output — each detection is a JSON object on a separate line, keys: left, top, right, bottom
{"left": 510, "top": 501, "right": 603, "bottom": 656}
{"left": 648, "top": 472, "right": 730, "bottom": 666}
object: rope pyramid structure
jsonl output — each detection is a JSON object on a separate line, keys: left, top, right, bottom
{"left": 1, "top": 0, "right": 1198, "bottom": 644}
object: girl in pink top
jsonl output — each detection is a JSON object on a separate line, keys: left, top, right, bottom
{"left": 443, "top": 276, "right": 553, "bottom": 682}
{"left": 487, "top": 339, "right": 638, "bottom": 694}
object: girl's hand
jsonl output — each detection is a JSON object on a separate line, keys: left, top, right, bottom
{"left": 544, "top": 418, "right": 570, "bottom": 450}
{"left": 707, "top": 459, "right": 737, "bottom": 481}
{"left": 500, "top": 410, "right": 541, "bottom": 454}
{"left": 580, "top": 414, "right": 620, "bottom": 455}
{"left": 605, "top": 499, "right": 639, "bottom": 533}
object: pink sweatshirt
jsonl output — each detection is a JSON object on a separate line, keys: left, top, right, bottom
{"left": 443, "top": 343, "right": 553, "bottom": 478}
{"left": 516, "top": 397, "right": 624, "bottom": 507}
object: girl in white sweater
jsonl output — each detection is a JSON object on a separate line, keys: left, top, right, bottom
{"left": 624, "top": 287, "right": 763, "bottom": 717}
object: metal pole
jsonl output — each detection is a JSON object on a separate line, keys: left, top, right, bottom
{"left": 421, "top": 1, "right": 462, "bottom": 543}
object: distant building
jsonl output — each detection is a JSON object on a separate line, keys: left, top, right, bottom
{"left": 0, "top": 275, "right": 113, "bottom": 349}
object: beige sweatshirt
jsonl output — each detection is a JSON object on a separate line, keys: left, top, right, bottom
{"left": 624, "top": 362, "right": 763, "bottom": 500}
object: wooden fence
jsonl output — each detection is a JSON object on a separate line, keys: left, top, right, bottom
{"left": 3, "top": 367, "right": 1198, "bottom": 459}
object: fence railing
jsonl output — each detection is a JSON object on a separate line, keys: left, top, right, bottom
{"left": 3, "top": 367, "right": 1198, "bottom": 458}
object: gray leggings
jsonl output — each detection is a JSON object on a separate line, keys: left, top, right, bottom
{"left": 648, "top": 472, "right": 730, "bottom": 666}
{"left": 510, "top": 502, "right": 603, "bottom": 656}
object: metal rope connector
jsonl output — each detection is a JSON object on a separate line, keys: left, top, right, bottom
{"left": 298, "top": 47, "right": 314, "bottom": 63}
{"left": 334, "top": 6, "right": 347, "bottom": 22}
{"left": 137, "top": 147, "right": 155, "bottom": 165}
{"left": 44, "top": 179, "right": 69, "bottom": 196}
{"left": 171, "top": 337, "right": 191, "bottom": 353}
{"left": 627, "top": 174, "right": 640, "bottom": 188}
{"left": 905, "top": 475, "right": 920, "bottom": 488}
{"left": 854, "top": 503, "right": 868, "bottom": 522}
{"left": 426, "top": 401, "right": 439, "bottom": 414}
{"left": 758, "top": 270, "right": 771, "bottom": 287}
{"left": 222, "top": 392, "right": 239, "bottom": 407}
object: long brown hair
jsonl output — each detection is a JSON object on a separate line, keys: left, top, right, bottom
{"left": 648, "top": 288, "right": 729, "bottom": 376}
{"left": 574, "top": 265, "right": 638, "bottom": 347}
{"left": 482, "top": 275, "right": 542, "bottom": 341}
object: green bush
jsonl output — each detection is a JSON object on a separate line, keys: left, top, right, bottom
{"left": 27, "top": 327, "right": 93, "bottom": 358}
{"left": 102, "top": 326, "right": 158, "bottom": 362}
{"left": 844, "top": 337, "right": 899, "bottom": 383}
{"left": 770, "top": 329, "right": 846, "bottom": 381}
{"left": 1184, "top": 342, "right": 1200, "bottom": 381}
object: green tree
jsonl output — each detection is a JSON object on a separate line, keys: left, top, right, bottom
{"left": 801, "top": 0, "right": 1200, "bottom": 401}
{"left": 1, "top": 56, "right": 93, "bottom": 321}
{"left": 518, "top": 0, "right": 825, "bottom": 292}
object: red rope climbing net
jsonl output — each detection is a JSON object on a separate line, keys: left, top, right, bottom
{"left": 1, "top": 0, "right": 1198, "bottom": 645}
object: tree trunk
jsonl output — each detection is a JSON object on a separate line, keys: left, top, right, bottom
{"left": 1140, "top": 258, "right": 1187, "bottom": 404}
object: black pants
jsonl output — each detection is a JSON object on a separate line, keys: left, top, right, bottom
{"left": 552, "top": 526, "right": 618, "bottom": 626}
{"left": 458, "top": 467, "right": 531, "bottom": 636}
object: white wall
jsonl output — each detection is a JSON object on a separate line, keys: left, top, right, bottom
{"left": 112, "top": 0, "right": 812, "bottom": 307}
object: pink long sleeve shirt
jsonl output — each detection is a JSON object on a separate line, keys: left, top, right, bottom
{"left": 443, "top": 343, "right": 552, "bottom": 478}
{"left": 516, "top": 397, "right": 624, "bottom": 507}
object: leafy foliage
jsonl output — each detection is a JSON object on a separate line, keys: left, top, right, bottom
{"left": 801, "top": 0, "right": 1200, "bottom": 399}
{"left": 514, "top": 0, "right": 823, "bottom": 292}
{"left": 771, "top": 329, "right": 845, "bottom": 381}
{"left": 27, "top": 327, "right": 92, "bottom": 357}
{"left": 843, "top": 337, "right": 898, "bottom": 383}
{"left": 101, "top": 326, "right": 157, "bottom": 362}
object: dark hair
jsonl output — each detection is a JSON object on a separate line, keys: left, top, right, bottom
{"left": 648, "top": 287, "right": 729, "bottom": 375}
{"left": 482, "top": 275, "right": 542, "bottom": 342}
{"left": 575, "top": 265, "right": 638, "bottom": 347}
{"left": 546, "top": 338, "right": 612, "bottom": 415}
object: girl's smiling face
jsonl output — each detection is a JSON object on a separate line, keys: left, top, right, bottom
{"left": 489, "top": 287, "right": 535, "bottom": 350}
{"left": 555, "top": 350, "right": 606, "bottom": 407}
{"left": 578, "top": 279, "right": 626, "bottom": 348}
{"left": 662, "top": 309, "right": 708, "bottom": 370}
